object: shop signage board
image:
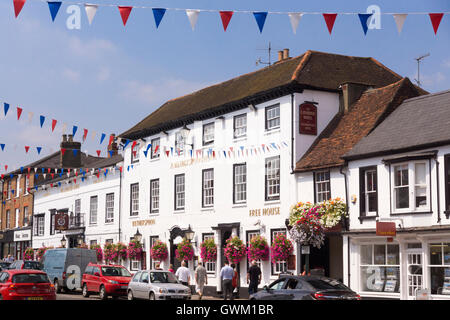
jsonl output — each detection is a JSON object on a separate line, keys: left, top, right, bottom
{"left": 376, "top": 221, "right": 396, "bottom": 237}
{"left": 14, "top": 229, "right": 31, "bottom": 242}
{"left": 299, "top": 103, "right": 317, "bottom": 135}
{"left": 55, "top": 210, "right": 69, "bottom": 230}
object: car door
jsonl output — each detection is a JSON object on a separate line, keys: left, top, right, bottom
{"left": 92, "top": 266, "right": 101, "bottom": 293}
{"left": 137, "top": 271, "right": 149, "bottom": 299}
{"left": 276, "top": 278, "right": 311, "bottom": 300}
{"left": 259, "top": 278, "right": 289, "bottom": 300}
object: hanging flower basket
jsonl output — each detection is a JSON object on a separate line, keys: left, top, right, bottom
{"left": 288, "top": 202, "right": 325, "bottom": 248}
{"left": 270, "top": 233, "right": 293, "bottom": 264}
{"left": 247, "top": 235, "right": 270, "bottom": 261}
{"left": 116, "top": 242, "right": 128, "bottom": 261}
{"left": 200, "top": 238, "right": 217, "bottom": 262}
{"left": 127, "top": 240, "right": 143, "bottom": 260}
{"left": 175, "top": 239, "right": 194, "bottom": 261}
{"left": 150, "top": 240, "right": 168, "bottom": 261}
{"left": 23, "top": 247, "right": 35, "bottom": 261}
{"left": 90, "top": 244, "right": 103, "bottom": 262}
{"left": 104, "top": 243, "right": 119, "bottom": 263}
{"left": 319, "top": 198, "right": 348, "bottom": 229}
{"left": 36, "top": 246, "right": 53, "bottom": 261}
{"left": 224, "top": 236, "right": 246, "bottom": 264}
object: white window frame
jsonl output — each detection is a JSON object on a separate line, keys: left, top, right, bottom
{"left": 271, "top": 229, "right": 287, "bottom": 275}
{"left": 151, "top": 137, "right": 160, "bottom": 159}
{"left": 15, "top": 208, "right": 19, "bottom": 228}
{"left": 365, "top": 169, "right": 377, "bottom": 216}
{"left": 25, "top": 175, "right": 29, "bottom": 195}
{"left": 202, "top": 122, "right": 215, "bottom": 146}
{"left": 15, "top": 177, "right": 19, "bottom": 198}
{"left": 6, "top": 180, "right": 11, "bottom": 200}
{"left": 174, "top": 174, "right": 185, "bottom": 211}
{"left": 150, "top": 179, "right": 160, "bottom": 214}
{"left": 233, "top": 114, "right": 247, "bottom": 138}
{"left": 131, "top": 183, "right": 139, "bottom": 216}
{"left": 131, "top": 142, "right": 140, "bottom": 164}
{"left": 390, "top": 161, "right": 431, "bottom": 214}
{"left": 315, "top": 170, "right": 331, "bottom": 203}
{"left": 202, "top": 169, "right": 214, "bottom": 208}
{"left": 265, "top": 104, "right": 280, "bottom": 131}
{"left": 265, "top": 156, "right": 280, "bottom": 201}
{"left": 428, "top": 242, "right": 450, "bottom": 297}
{"left": 89, "top": 196, "right": 98, "bottom": 225}
{"left": 105, "top": 193, "right": 114, "bottom": 223}
{"left": 247, "top": 231, "right": 262, "bottom": 269}
{"left": 233, "top": 163, "right": 247, "bottom": 204}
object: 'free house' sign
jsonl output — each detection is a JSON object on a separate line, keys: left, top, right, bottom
{"left": 299, "top": 103, "right": 317, "bottom": 135}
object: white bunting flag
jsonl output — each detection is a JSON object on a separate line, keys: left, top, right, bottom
{"left": 61, "top": 123, "right": 67, "bottom": 134}
{"left": 288, "top": 12, "right": 303, "bottom": 34}
{"left": 186, "top": 9, "right": 200, "bottom": 30}
{"left": 27, "top": 111, "right": 34, "bottom": 124}
{"left": 85, "top": 4, "right": 98, "bottom": 25}
{"left": 393, "top": 14, "right": 407, "bottom": 34}
{"left": 91, "top": 130, "right": 96, "bottom": 141}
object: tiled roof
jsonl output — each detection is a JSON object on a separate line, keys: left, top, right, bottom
{"left": 343, "top": 89, "right": 450, "bottom": 160}
{"left": 120, "top": 50, "right": 417, "bottom": 140}
{"left": 294, "top": 78, "right": 424, "bottom": 172}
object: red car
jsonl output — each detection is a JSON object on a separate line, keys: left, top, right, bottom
{"left": 82, "top": 263, "right": 132, "bottom": 300}
{"left": 0, "top": 269, "right": 56, "bottom": 300}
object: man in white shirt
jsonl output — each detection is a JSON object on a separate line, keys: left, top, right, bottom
{"left": 175, "top": 261, "right": 191, "bottom": 286}
{"left": 220, "top": 261, "right": 235, "bottom": 300}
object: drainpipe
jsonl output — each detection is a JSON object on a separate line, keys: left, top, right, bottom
{"left": 290, "top": 93, "right": 295, "bottom": 173}
{"left": 118, "top": 167, "right": 122, "bottom": 242}
{"left": 435, "top": 156, "right": 441, "bottom": 224}
{"left": 339, "top": 164, "right": 350, "bottom": 286}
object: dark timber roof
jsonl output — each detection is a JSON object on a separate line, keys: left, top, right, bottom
{"left": 120, "top": 50, "right": 418, "bottom": 140}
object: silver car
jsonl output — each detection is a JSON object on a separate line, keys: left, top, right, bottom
{"left": 127, "top": 270, "right": 191, "bottom": 300}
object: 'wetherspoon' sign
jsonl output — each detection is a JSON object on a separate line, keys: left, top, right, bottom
{"left": 132, "top": 219, "right": 156, "bottom": 227}
{"left": 249, "top": 207, "right": 280, "bottom": 217}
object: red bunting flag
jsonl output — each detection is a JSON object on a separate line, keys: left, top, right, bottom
{"left": 1, "top": 175, "right": 3, "bottom": 179}
{"left": 96, "top": 150, "right": 101, "bottom": 156}
{"left": 17, "top": 107, "right": 23, "bottom": 120}
{"left": 61, "top": 148, "right": 66, "bottom": 156}
{"left": 154, "top": 145, "right": 159, "bottom": 153}
{"left": 118, "top": 6, "right": 132, "bottom": 26}
{"left": 24, "top": 146, "right": 29, "bottom": 153}
{"left": 429, "top": 13, "right": 444, "bottom": 34}
{"left": 83, "top": 129, "right": 88, "bottom": 141}
{"left": 5, "top": 165, "right": 8, "bottom": 171}
{"left": 51, "top": 119, "right": 57, "bottom": 132}
{"left": 51, "top": 173, "right": 54, "bottom": 179}
{"left": 108, "top": 134, "right": 114, "bottom": 146}
{"left": 119, "top": 166, "right": 123, "bottom": 173}
{"left": 220, "top": 11, "right": 233, "bottom": 31}
{"left": 13, "top": 0, "right": 26, "bottom": 18}
{"left": 323, "top": 13, "right": 337, "bottom": 34}
{"left": 27, "top": 167, "right": 31, "bottom": 173}
{"left": 165, "top": 150, "right": 170, "bottom": 157}
{"left": 74, "top": 178, "right": 76, "bottom": 184}
{"left": 131, "top": 140, "right": 137, "bottom": 150}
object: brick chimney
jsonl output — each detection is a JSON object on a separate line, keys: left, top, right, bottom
{"left": 60, "top": 134, "right": 82, "bottom": 168}
{"left": 339, "top": 82, "right": 373, "bottom": 113}
{"left": 278, "top": 50, "right": 283, "bottom": 62}
{"left": 283, "top": 48, "right": 289, "bottom": 60}
{"left": 107, "top": 134, "right": 118, "bottom": 158}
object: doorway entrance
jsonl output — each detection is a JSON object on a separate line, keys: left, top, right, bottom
{"left": 169, "top": 226, "right": 185, "bottom": 271}
{"left": 407, "top": 249, "right": 423, "bottom": 299}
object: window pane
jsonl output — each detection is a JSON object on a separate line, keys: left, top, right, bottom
{"left": 360, "top": 266, "right": 400, "bottom": 293}
{"left": 368, "top": 193, "right": 377, "bottom": 212}
{"left": 415, "top": 163, "right": 426, "bottom": 185}
{"left": 430, "top": 244, "right": 443, "bottom": 265}
{"left": 387, "top": 245, "right": 399, "bottom": 265}
{"left": 444, "top": 243, "right": 450, "bottom": 265}
{"left": 374, "top": 245, "right": 386, "bottom": 265}
{"left": 415, "top": 186, "right": 427, "bottom": 207}
{"left": 430, "top": 267, "right": 450, "bottom": 294}
{"left": 395, "top": 187, "right": 409, "bottom": 209}
{"left": 360, "top": 245, "right": 372, "bottom": 265}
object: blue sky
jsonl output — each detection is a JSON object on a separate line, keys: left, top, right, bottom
{"left": 0, "top": 0, "right": 449, "bottom": 170}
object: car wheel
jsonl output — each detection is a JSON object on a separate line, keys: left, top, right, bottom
{"left": 54, "top": 279, "right": 61, "bottom": 294}
{"left": 82, "top": 283, "right": 90, "bottom": 298}
{"left": 127, "top": 289, "right": 134, "bottom": 300}
{"left": 149, "top": 292, "right": 155, "bottom": 300}
{"left": 99, "top": 285, "right": 107, "bottom": 300}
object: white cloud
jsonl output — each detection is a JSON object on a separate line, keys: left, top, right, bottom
{"left": 62, "top": 68, "right": 81, "bottom": 82}
{"left": 96, "top": 67, "right": 111, "bottom": 82}
{"left": 443, "top": 58, "right": 450, "bottom": 68}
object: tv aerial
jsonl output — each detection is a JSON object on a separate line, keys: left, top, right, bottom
{"left": 414, "top": 53, "right": 430, "bottom": 87}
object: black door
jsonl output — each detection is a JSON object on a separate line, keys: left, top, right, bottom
{"left": 221, "top": 230, "right": 232, "bottom": 267}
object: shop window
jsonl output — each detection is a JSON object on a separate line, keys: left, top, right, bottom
{"left": 359, "top": 244, "right": 400, "bottom": 293}
{"left": 429, "top": 243, "right": 450, "bottom": 295}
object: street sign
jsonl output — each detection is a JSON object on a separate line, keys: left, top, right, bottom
{"left": 301, "top": 246, "right": 310, "bottom": 255}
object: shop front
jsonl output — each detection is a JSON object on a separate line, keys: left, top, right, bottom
{"left": 13, "top": 228, "right": 32, "bottom": 260}
{"left": 0, "top": 230, "right": 15, "bottom": 260}
{"left": 347, "top": 228, "right": 450, "bottom": 300}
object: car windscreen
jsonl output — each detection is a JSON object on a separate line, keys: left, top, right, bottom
{"left": 12, "top": 273, "right": 50, "bottom": 284}
{"left": 305, "top": 278, "right": 349, "bottom": 291}
{"left": 23, "top": 261, "right": 43, "bottom": 270}
{"left": 150, "top": 272, "right": 178, "bottom": 284}
{"left": 101, "top": 267, "right": 131, "bottom": 277}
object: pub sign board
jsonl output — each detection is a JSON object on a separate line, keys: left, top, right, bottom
{"left": 55, "top": 210, "right": 69, "bottom": 231}
{"left": 299, "top": 103, "right": 317, "bottom": 135}
{"left": 376, "top": 221, "right": 396, "bottom": 237}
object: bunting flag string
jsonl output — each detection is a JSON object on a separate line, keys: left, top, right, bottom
{"left": 8, "top": 1, "right": 450, "bottom": 35}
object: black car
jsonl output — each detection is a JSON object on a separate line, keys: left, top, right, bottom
{"left": 0, "top": 262, "right": 11, "bottom": 271}
{"left": 250, "top": 275, "right": 360, "bottom": 300}
{"left": 8, "top": 260, "right": 43, "bottom": 271}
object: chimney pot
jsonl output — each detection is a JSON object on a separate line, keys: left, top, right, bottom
{"left": 68, "top": 134, "right": 73, "bottom": 142}
{"left": 278, "top": 51, "right": 283, "bottom": 62}
{"left": 283, "top": 48, "right": 289, "bottom": 60}
{"left": 62, "top": 134, "right": 67, "bottom": 142}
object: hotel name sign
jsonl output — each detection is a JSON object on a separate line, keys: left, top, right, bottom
{"left": 132, "top": 219, "right": 156, "bottom": 227}
{"left": 249, "top": 207, "right": 280, "bottom": 217}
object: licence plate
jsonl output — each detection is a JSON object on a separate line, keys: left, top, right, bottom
{"left": 171, "top": 295, "right": 183, "bottom": 299}
{"left": 26, "top": 297, "right": 44, "bottom": 300}
{"left": 121, "top": 286, "right": 128, "bottom": 289}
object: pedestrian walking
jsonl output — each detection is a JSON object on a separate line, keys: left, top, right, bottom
{"left": 220, "top": 260, "right": 234, "bottom": 300}
{"left": 194, "top": 261, "right": 208, "bottom": 300}
{"left": 168, "top": 264, "right": 175, "bottom": 273}
{"left": 175, "top": 261, "right": 191, "bottom": 286}
{"left": 155, "top": 263, "right": 162, "bottom": 270}
{"left": 247, "top": 260, "right": 261, "bottom": 295}
{"left": 7, "top": 254, "right": 14, "bottom": 263}
{"left": 231, "top": 263, "right": 240, "bottom": 299}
